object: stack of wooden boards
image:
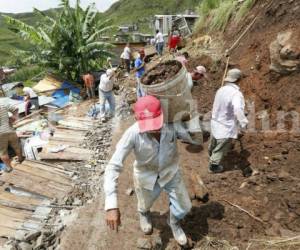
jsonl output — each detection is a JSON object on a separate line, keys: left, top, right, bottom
{"left": 0, "top": 101, "right": 95, "bottom": 244}
{"left": 0, "top": 160, "right": 73, "bottom": 238}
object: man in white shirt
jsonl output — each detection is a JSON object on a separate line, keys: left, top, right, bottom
{"left": 209, "top": 68, "right": 248, "bottom": 173}
{"left": 99, "top": 69, "right": 115, "bottom": 121}
{"left": 104, "top": 95, "right": 201, "bottom": 246}
{"left": 122, "top": 43, "right": 131, "bottom": 76}
{"left": 155, "top": 30, "right": 164, "bottom": 56}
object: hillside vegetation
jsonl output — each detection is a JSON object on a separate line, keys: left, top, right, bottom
{"left": 0, "top": 9, "right": 57, "bottom": 65}
{"left": 0, "top": 0, "right": 201, "bottom": 65}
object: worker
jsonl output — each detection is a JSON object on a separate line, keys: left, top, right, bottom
{"left": 169, "top": 30, "right": 181, "bottom": 53}
{"left": 175, "top": 52, "right": 189, "bottom": 67}
{"left": 104, "top": 95, "right": 202, "bottom": 246}
{"left": 134, "top": 50, "right": 145, "bottom": 98}
{"left": 209, "top": 68, "right": 248, "bottom": 173}
{"left": 155, "top": 30, "right": 164, "bottom": 56}
{"left": 23, "top": 87, "right": 39, "bottom": 116}
{"left": 123, "top": 43, "right": 131, "bottom": 77}
{"left": 0, "top": 103, "right": 23, "bottom": 172}
{"left": 82, "top": 71, "right": 95, "bottom": 99}
{"left": 186, "top": 65, "right": 208, "bottom": 90}
{"left": 99, "top": 69, "right": 115, "bottom": 121}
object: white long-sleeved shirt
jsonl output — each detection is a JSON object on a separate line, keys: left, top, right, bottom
{"left": 23, "top": 87, "right": 38, "bottom": 98}
{"left": 211, "top": 83, "right": 248, "bottom": 139}
{"left": 155, "top": 32, "right": 164, "bottom": 43}
{"left": 104, "top": 122, "right": 200, "bottom": 211}
{"left": 99, "top": 74, "right": 114, "bottom": 92}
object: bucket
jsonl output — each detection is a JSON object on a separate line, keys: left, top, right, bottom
{"left": 141, "top": 61, "right": 195, "bottom": 122}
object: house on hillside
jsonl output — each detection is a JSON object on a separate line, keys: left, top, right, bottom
{"left": 153, "top": 13, "right": 199, "bottom": 37}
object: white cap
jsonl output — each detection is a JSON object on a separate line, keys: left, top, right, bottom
{"left": 106, "top": 69, "right": 114, "bottom": 77}
{"left": 224, "top": 68, "right": 242, "bottom": 83}
{"left": 195, "top": 65, "right": 207, "bottom": 74}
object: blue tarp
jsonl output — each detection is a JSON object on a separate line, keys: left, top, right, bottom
{"left": 0, "top": 163, "right": 6, "bottom": 170}
{"left": 50, "top": 81, "right": 80, "bottom": 108}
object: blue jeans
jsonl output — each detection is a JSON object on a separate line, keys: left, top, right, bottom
{"left": 99, "top": 90, "right": 115, "bottom": 117}
{"left": 156, "top": 42, "right": 164, "bottom": 56}
{"left": 135, "top": 171, "right": 192, "bottom": 220}
{"left": 136, "top": 77, "right": 145, "bottom": 98}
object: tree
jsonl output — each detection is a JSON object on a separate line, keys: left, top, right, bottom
{"left": 3, "top": 0, "right": 115, "bottom": 80}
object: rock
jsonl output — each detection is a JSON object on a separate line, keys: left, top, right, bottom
{"left": 239, "top": 181, "right": 249, "bottom": 189}
{"left": 125, "top": 188, "right": 134, "bottom": 196}
{"left": 269, "top": 30, "right": 300, "bottom": 75}
{"left": 152, "top": 236, "right": 162, "bottom": 250}
{"left": 34, "top": 233, "right": 45, "bottom": 249}
{"left": 14, "top": 230, "right": 27, "bottom": 241}
{"left": 137, "top": 238, "right": 152, "bottom": 249}
{"left": 73, "top": 198, "right": 83, "bottom": 206}
{"left": 278, "top": 170, "right": 290, "bottom": 180}
{"left": 252, "top": 169, "right": 260, "bottom": 176}
{"left": 3, "top": 241, "right": 18, "bottom": 250}
{"left": 18, "top": 242, "right": 33, "bottom": 250}
{"left": 272, "top": 154, "right": 283, "bottom": 161}
{"left": 261, "top": 212, "right": 271, "bottom": 222}
{"left": 24, "top": 231, "right": 41, "bottom": 242}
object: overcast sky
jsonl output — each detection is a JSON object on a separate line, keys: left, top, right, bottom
{"left": 0, "top": 0, "right": 118, "bottom": 13}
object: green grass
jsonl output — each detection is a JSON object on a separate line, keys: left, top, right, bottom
{"left": 210, "top": 0, "right": 236, "bottom": 32}
{"left": 194, "top": 0, "right": 255, "bottom": 33}
{"left": 235, "top": 0, "right": 256, "bottom": 22}
{"left": 6, "top": 65, "right": 44, "bottom": 84}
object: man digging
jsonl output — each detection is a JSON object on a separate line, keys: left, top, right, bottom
{"left": 209, "top": 68, "right": 248, "bottom": 173}
{"left": 104, "top": 95, "right": 201, "bottom": 246}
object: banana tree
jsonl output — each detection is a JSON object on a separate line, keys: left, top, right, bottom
{"left": 3, "top": 0, "right": 115, "bottom": 81}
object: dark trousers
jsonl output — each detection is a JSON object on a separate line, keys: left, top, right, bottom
{"left": 124, "top": 59, "right": 131, "bottom": 73}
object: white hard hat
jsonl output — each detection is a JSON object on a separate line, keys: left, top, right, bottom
{"left": 224, "top": 68, "right": 242, "bottom": 83}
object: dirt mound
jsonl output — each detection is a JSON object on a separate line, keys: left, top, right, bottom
{"left": 141, "top": 60, "right": 182, "bottom": 85}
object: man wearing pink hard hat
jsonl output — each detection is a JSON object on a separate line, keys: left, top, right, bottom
{"left": 104, "top": 95, "right": 201, "bottom": 246}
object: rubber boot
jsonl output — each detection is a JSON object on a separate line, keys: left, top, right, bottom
{"left": 139, "top": 211, "right": 152, "bottom": 235}
{"left": 208, "top": 164, "right": 224, "bottom": 173}
{"left": 167, "top": 213, "right": 187, "bottom": 246}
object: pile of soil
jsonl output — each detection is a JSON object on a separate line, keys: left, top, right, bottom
{"left": 141, "top": 60, "right": 182, "bottom": 85}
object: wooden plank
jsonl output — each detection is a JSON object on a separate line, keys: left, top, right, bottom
{"left": 13, "top": 163, "right": 72, "bottom": 186}
{"left": 0, "top": 225, "right": 18, "bottom": 238}
{"left": 0, "top": 189, "right": 42, "bottom": 207}
{"left": 54, "top": 128, "right": 86, "bottom": 137}
{"left": 0, "top": 171, "right": 67, "bottom": 199}
{"left": 0, "top": 205, "right": 33, "bottom": 220}
{"left": 0, "top": 199, "right": 36, "bottom": 212}
{"left": 23, "top": 160, "right": 66, "bottom": 171}
{"left": 4, "top": 169, "right": 70, "bottom": 191}
{"left": 56, "top": 125, "right": 89, "bottom": 131}
{"left": 20, "top": 160, "right": 72, "bottom": 177}
{"left": 39, "top": 146, "right": 92, "bottom": 161}
{"left": 54, "top": 130, "right": 86, "bottom": 138}
{"left": 48, "top": 139, "right": 82, "bottom": 147}
{"left": 0, "top": 214, "right": 26, "bottom": 229}
{"left": 52, "top": 134, "right": 85, "bottom": 141}
{"left": 13, "top": 110, "right": 42, "bottom": 128}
